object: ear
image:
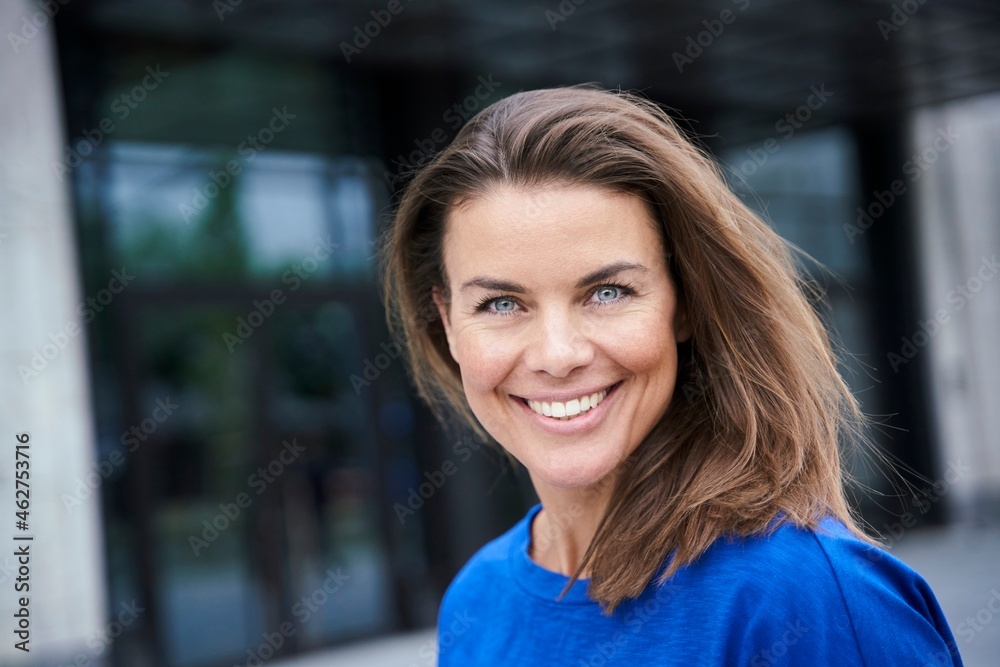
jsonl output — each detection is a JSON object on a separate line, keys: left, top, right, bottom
{"left": 432, "top": 286, "right": 457, "bottom": 360}
{"left": 673, "top": 295, "right": 693, "bottom": 343}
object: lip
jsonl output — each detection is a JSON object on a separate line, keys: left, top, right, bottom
{"left": 511, "top": 381, "right": 623, "bottom": 435}
{"left": 513, "top": 382, "right": 620, "bottom": 404}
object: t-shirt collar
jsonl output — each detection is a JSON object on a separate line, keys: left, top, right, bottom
{"left": 509, "top": 503, "right": 597, "bottom": 605}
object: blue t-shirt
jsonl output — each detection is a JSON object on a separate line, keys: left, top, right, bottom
{"left": 437, "top": 504, "right": 963, "bottom": 666}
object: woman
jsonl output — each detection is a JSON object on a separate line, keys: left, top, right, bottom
{"left": 379, "top": 86, "right": 963, "bottom": 666}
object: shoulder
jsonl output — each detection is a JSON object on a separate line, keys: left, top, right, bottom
{"left": 438, "top": 507, "right": 527, "bottom": 618}
{"left": 808, "top": 518, "right": 962, "bottom": 664}
{"left": 686, "top": 516, "right": 963, "bottom": 666}
{"left": 681, "top": 515, "right": 871, "bottom": 599}
{"left": 770, "top": 517, "right": 950, "bottom": 631}
{"left": 695, "top": 515, "right": 934, "bottom": 599}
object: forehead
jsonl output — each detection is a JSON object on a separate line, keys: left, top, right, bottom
{"left": 441, "top": 184, "right": 665, "bottom": 282}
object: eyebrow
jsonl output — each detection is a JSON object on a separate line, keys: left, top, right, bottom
{"left": 458, "top": 261, "right": 649, "bottom": 293}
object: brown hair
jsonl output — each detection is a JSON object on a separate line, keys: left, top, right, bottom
{"left": 378, "top": 85, "right": 873, "bottom": 613}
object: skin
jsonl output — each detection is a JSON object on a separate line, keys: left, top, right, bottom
{"left": 432, "top": 183, "right": 691, "bottom": 577}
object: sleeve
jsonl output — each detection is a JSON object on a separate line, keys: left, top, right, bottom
{"left": 725, "top": 526, "right": 964, "bottom": 666}
{"left": 825, "top": 538, "right": 964, "bottom": 667}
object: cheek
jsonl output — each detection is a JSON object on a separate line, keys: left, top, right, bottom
{"left": 453, "top": 330, "right": 517, "bottom": 394}
{"left": 601, "top": 315, "right": 679, "bottom": 382}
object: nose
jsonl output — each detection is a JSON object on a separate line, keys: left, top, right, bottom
{"left": 522, "top": 308, "right": 596, "bottom": 378}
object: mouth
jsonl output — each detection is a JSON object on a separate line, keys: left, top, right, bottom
{"left": 513, "top": 381, "right": 624, "bottom": 422}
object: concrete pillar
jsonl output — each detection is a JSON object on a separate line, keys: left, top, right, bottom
{"left": 912, "top": 95, "right": 1000, "bottom": 523}
{"left": 0, "top": 1, "right": 107, "bottom": 664}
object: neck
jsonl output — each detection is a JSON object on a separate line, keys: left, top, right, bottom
{"left": 528, "top": 473, "right": 616, "bottom": 578}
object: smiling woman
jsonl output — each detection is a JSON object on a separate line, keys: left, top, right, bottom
{"left": 433, "top": 186, "right": 688, "bottom": 500}
{"left": 378, "top": 86, "right": 963, "bottom": 666}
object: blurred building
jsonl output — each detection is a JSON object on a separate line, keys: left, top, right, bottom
{"left": 1, "top": 0, "right": 999, "bottom": 665}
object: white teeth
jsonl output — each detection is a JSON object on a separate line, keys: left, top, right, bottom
{"left": 526, "top": 387, "right": 611, "bottom": 420}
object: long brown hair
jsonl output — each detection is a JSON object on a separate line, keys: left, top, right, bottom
{"left": 379, "top": 85, "right": 873, "bottom": 613}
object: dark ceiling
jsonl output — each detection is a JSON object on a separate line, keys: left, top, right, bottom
{"left": 66, "top": 0, "right": 1000, "bottom": 139}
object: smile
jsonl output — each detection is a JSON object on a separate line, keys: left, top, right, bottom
{"left": 518, "top": 382, "right": 621, "bottom": 421}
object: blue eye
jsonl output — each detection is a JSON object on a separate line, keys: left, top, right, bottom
{"left": 474, "top": 282, "right": 636, "bottom": 317}
{"left": 595, "top": 287, "right": 621, "bottom": 302}
{"left": 590, "top": 283, "right": 637, "bottom": 307}
{"left": 493, "top": 299, "right": 516, "bottom": 312}
{"left": 474, "top": 296, "right": 520, "bottom": 316}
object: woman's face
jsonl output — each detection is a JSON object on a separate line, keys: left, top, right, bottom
{"left": 433, "top": 183, "right": 691, "bottom": 491}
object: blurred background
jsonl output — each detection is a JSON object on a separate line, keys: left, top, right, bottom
{"left": 0, "top": 0, "right": 998, "bottom": 665}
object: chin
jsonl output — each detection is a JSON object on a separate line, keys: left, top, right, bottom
{"left": 528, "top": 451, "right": 622, "bottom": 491}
